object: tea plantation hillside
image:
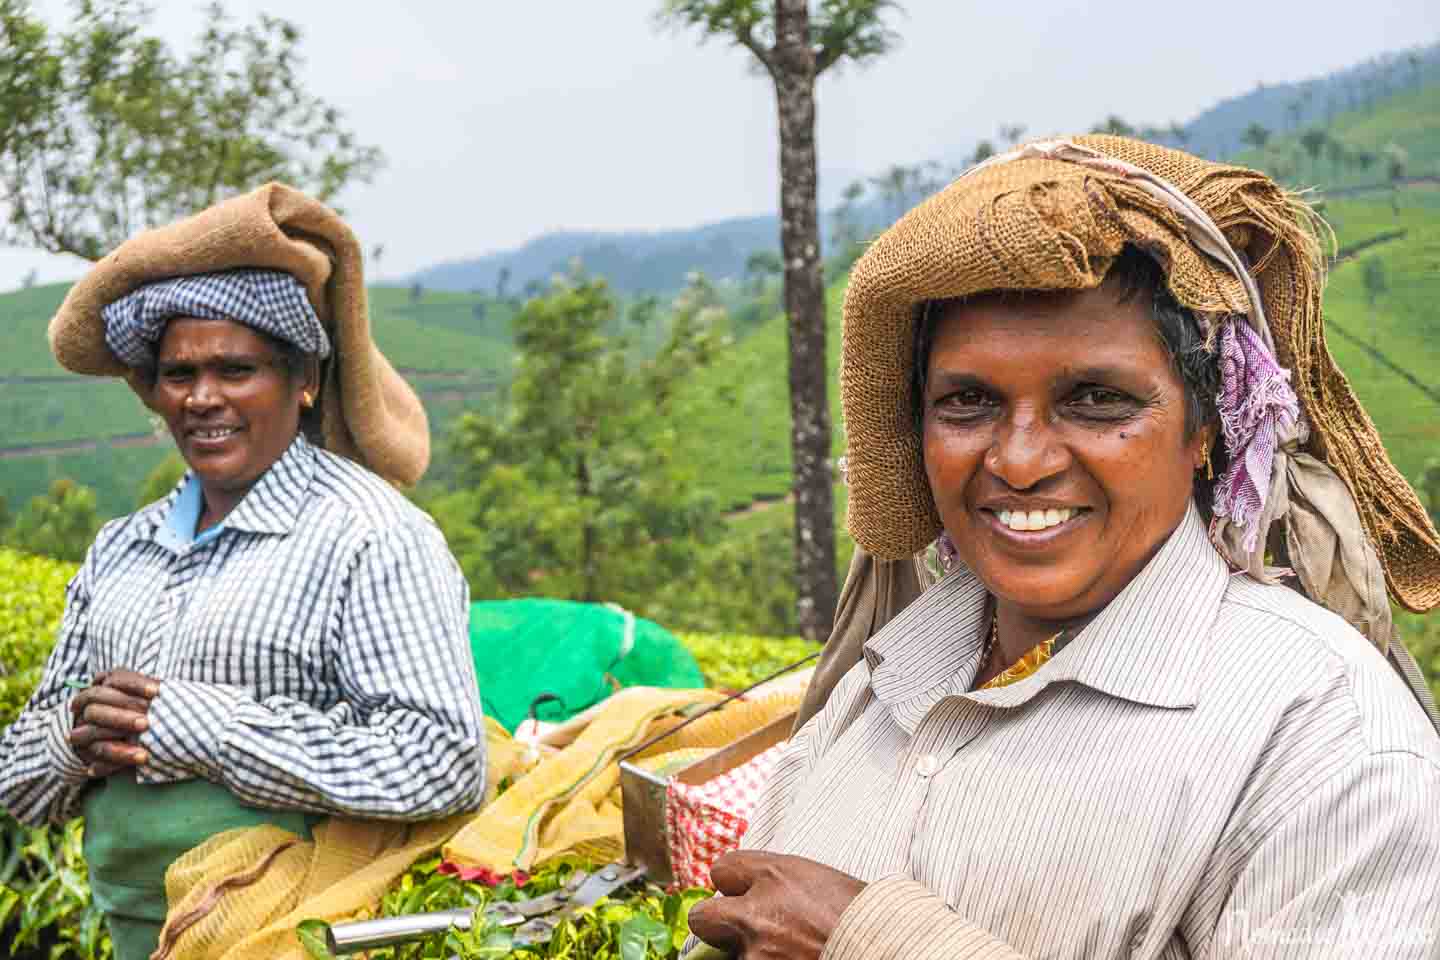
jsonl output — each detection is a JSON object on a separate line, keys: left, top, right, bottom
{"left": 0, "top": 285, "right": 515, "bottom": 515}
{"left": 1230, "top": 79, "right": 1440, "bottom": 189}
{"left": 1319, "top": 194, "right": 1440, "bottom": 484}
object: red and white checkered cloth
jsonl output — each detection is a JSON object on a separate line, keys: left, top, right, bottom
{"left": 665, "top": 741, "right": 788, "bottom": 889}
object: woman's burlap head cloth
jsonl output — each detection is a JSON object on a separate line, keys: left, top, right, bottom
{"left": 841, "top": 134, "right": 1440, "bottom": 641}
{"left": 48, "top": 183, "right": 430, "bottom": 487}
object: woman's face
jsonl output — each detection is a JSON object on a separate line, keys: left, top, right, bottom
{"left": 152, "top": 318, "right": 315, "bottom": 499}
{"left": 921, "top": 282, "right": 1207, "bottom": 623}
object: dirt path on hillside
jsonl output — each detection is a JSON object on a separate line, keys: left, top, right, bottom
{"left": 722, "top": 492, "right": 793, "bottom": 520}
{"left": 1330, "top": 229, "right": 1408, "bottom": 265}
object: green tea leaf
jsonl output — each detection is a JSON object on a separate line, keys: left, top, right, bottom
{"left": 295, "top": 918, "right": 336, "bottom": 960}
{"left": 668, "top": 889, "right": 712, "bottom": 950}
{"left": 619, "top": 913, "right": 670, "bottom": 960}
{"left": 0, "top": 886, "right": 19, "bottom": 932}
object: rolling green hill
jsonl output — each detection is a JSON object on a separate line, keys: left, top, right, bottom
{"left": 1232, "top": 80, "right": 1440, "bottom": 191}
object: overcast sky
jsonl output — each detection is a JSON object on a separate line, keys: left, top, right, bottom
{"left": 3, "top": 0, "right": 1437, "bottom": 290}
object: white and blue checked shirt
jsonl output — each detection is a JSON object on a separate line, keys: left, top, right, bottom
{"left": 0, "top": 435, "right": 484, "bottom": 825}
{"left": 730, "top": 504, "right": 1440, "bottom": 959}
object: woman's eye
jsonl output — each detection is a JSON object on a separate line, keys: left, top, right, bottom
{"left": 1069, "top": 387, "right": 1134, "bottom": 414}
{"left": 221, "top": 364, "right": 254, "bottom": 379}
{"left": 935, "top": 388, "right": 996, "bottom": 417}
{"left": 160, "top": 369, "right": 192, "bottom": 384}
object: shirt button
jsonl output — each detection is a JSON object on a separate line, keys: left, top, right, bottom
{"left": 916, "top": 754, "right": 940, "bottom": 778}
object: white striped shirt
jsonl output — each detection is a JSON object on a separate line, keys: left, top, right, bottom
{"left": 742, "top": 503, "right": 1440, "bottom": 958}
{"left": 0, "top": 435, "right": 484, "bottom": 825}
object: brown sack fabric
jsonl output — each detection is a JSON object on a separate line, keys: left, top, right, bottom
{"left": 49, "top": 183, "right": 429, "bottom": 487}
{"left": 840, "top": 135, "right": 1440, "bottom": 612}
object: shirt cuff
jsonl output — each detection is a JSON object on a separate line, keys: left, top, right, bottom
{"left": 823, "top": 876, "right": 1027, "bottom": 960}
{"left": 44, "top": 699, "right": 92, "bottom": 785}
{"left": 140, "top": 679, "right": 249, "bottom": 780}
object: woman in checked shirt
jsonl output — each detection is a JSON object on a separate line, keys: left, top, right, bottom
{"left": 0, "top": 185, "right": 484, "bottom": 960}
{"left": 686, "top": 138, "right": 1440, "bottom": 958}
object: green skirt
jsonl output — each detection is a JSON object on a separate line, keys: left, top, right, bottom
{"left": 82, "top": 774, "right": 319, "bottom": 960}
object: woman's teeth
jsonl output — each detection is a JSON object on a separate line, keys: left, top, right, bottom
{"left": 194, "top": 428, "right": 238, "bottom": 440}
{"left": 997, "top": 508, "right": 1075, "bottom": 532}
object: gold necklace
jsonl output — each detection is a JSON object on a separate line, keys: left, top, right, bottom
{"left": 982, "top": 614, "right": 1064, "bottom": 690}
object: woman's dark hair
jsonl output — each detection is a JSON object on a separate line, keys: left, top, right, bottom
{"left": 910, "top": 245, "right": 1226, "bottom": 513}
{"left": 264, "top": 333, "right": 327, "bottom": 446}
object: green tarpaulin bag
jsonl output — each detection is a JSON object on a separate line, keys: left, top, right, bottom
{"left": 468, "top": 598, "right": 704, "bottom": 733}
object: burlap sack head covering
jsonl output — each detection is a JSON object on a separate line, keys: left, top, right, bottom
{"left": 842, "top": 135, "right": 1440, "bottom": 646}
{"left": 48, "top": 183, "right": 429, "bottom": 486}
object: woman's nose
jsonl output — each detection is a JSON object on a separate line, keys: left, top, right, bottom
{"left": 985, "top": 409, "right": 1068, "bottom": 490}
{"left": 187, "top": 374, "right": 222, "bottom": 411}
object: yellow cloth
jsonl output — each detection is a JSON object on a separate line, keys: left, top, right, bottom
{"left": 153, "top": 688, "right": 799, "bottom": 959}
{"left": 444, "top": 686, "right": 801, "bottom": 872}
{"left": 151, "top": 717, "right": 528, "bottom": 960}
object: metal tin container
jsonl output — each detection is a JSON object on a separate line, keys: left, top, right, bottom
{"left": 618, "top": 710, "right": 795, "bottom": 886}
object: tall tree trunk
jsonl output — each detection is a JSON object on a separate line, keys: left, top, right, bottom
{"left": 773, "top": 0, "right": 837, "bottom": 641}
{"left": 578, "top": 451, "right": 598, "bottom": 603}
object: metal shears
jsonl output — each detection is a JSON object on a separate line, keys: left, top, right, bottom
{"left": 324, "top": 861, "right": 648, "bottom": 954}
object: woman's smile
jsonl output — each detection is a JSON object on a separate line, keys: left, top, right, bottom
{"left": 981, "top": 504, "right": 1092, "bottom": 547}
{"left": 184, "top": 424, "right": 245, "bottom": 450}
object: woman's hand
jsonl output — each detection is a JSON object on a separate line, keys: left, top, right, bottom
{"left": 687, "top": 851, "right": 866, "bottom": 960}
{"left": 68, "top": 670, "right": 161, "bottom": 778}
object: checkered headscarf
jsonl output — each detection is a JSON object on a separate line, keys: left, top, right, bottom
{"left": 101, "top": 268, "right": 331, "bottom": 368}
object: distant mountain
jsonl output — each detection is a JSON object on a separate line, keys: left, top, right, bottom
{"left": 1169, "top": 43, "right": 1440, "bottom": 158}
{"left": 411, "top": 42, "right": 1440, "bottom": 296}
{"left": 412, "top": 215, "right": 785, "bottom": 297}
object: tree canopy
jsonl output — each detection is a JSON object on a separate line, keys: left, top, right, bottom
{"left": 657, "top": 0, "right": 898, "bottom": 77}
{"left": 3, "top": 478, "right": 100, "bottom": 563}
{"left": 0, "top": 0, "right": 382, "bottom": 259}
{"left": 431, "top": 275, "right": 728, "bottom": 607}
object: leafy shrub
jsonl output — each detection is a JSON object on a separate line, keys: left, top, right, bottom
{"left": 3, "top": 480, "right": 100, "bottom": 565}
{"left": 677, "top": 633, "right": 818, "bottom": 692}
{"left": 0, "top": 549, "right": 106, "bottom": 959}
{"left": 0, "top": 818, "right": 111, "bottom": 960}
{"left": 0, "top": 548, "right": 77, "bottom": 728}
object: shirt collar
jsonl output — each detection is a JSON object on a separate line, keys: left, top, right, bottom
{"left": 140, "top": 435, "right": 315, "bottom": 548}
{"left": 154, "top": 473, "right": 209, "bottom": 553}
{"left": 220, "top": 434, "right": 316, "bottom": 536}
{"left": 864, "top": 501, "right": 1230, "bottom": 732}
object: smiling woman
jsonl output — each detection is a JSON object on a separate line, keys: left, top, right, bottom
{"left": 0, "top": 186, "right": 485, "bottom": 960}
{"left": 686, "top": 137, "right": 1440, "bottom": 960}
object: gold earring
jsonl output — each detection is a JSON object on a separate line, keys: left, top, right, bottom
{"left": 301, "top": 391, "right": 313, "bottom": 408}
{"left": 1202, "top": 445, "right": 1214, "bottom": 480}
